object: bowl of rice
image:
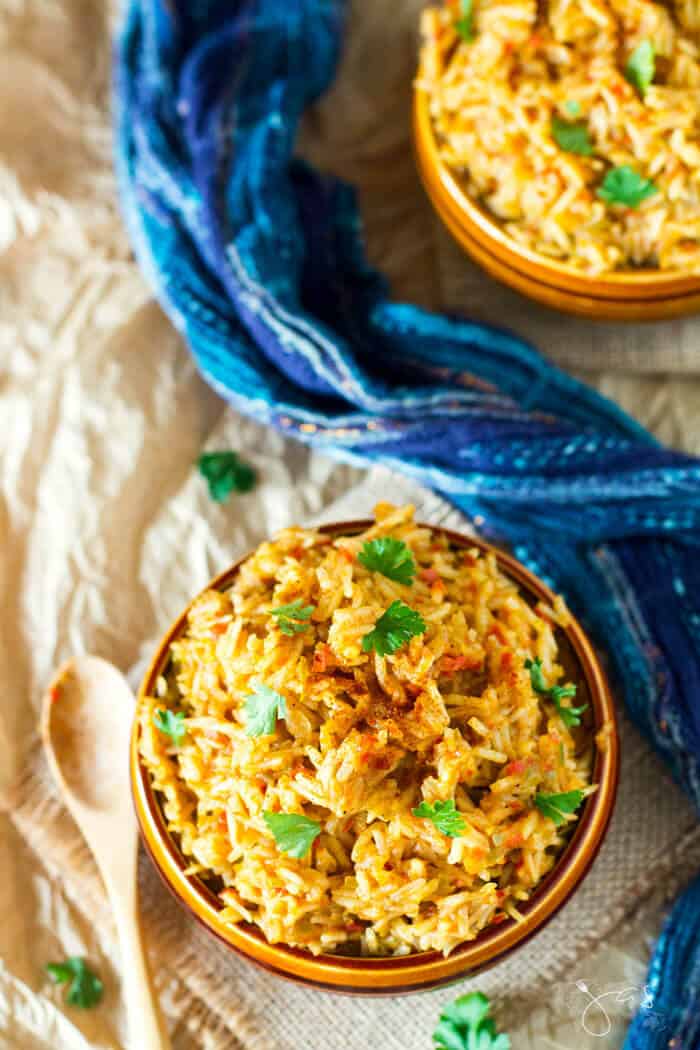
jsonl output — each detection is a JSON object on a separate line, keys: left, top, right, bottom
{"left": 132, "top": 504, "right": 618, "bottom": 993}
{"left": 415, "top": 0, "right": 700, "bottom": 319}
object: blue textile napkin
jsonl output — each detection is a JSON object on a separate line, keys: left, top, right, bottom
{"left": 115, "top": 1, "right": 700, "bottom": 1042}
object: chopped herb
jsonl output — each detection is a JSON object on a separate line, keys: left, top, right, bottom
{"left": 270, "top": 599, "right": 315, "bottom": 635}
{"left": 357, "top": 537, "right": 417, "bottom": 585}
{"left": 551, "top": 116, "right": 593, "bottom": 156}
{"left": 434, "top": 991, "right": 511, "bottom": 1050}
{"left": 597, "top": 165, "right": 658, "bottom": 208}
{"left": 535, "top": 789, "right": 585, "bottom": 827}
{"left": 413, "top": 798, "right": 466, "bottom": 838}
{"left": 244, "top": 683, "right": 287, "bottom": 737}
{"left": 564, "top": 99, "right": 581, "bottom": 117}
{"left": 154, "top": 708, "right": 187, "bottom": 745}
{"left": 46, "top": 958, "right": 103, "bottom": 1009}
{"left": 626, "top": 40, "right": 655, "bottom": 97}
{"left": 455, "top": 0, "right": 474, "bottom": 40}
{"left": 263, "top": 811, "right": 321, "bottom": 858}
{"left": 525, "top": 657, "right": 588, "bottom": 728}
{"left": 197, "top": 451, "right": 256, "bottom": 502}
{"left": 362, "top": 600, "right": 427, "bottom": 657}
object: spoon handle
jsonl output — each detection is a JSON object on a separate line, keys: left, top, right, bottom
{"left": 110, "top": 881, "right": 172, "bottom": 1050}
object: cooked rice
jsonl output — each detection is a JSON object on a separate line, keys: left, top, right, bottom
{"left": 419, "top": 0, "right": 700, "bottom": 273}
{"left": 139, "top": 504, "right": 597, "bottom": 957}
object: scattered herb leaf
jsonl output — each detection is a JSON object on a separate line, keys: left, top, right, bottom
{"left": 271, "top": 599, "right": 315, "bottom": 636}
{"left": 413, "top": 798, "right": 466, "bottom": 838}
{"left": 535, "top": 789, "right": 585, "bottom": 827}
{"left": 263, "top": 811, "right": 321, "bottom": 858}
{"left": 357, "top": 537, "right": 417, "bottom": 585}
{"left": 597, "top": 165, "right": 658, "bottom": 207}
{"left": 154, "top": 708, "right": 187, "bottom": 745}
{"left": 244, "top": 683, "right": 287, "bottom": 737}
{"left": 362, "top": 600, "right": 427, "bottom": 657}
{"left": 433, "top": 991, "right": 511, "bottom": 1050}
{"left": 626, "top": 40, "right": 655, "bottom": 97}
{"left": 455, "top": 0, "right": 474, "bottom": 40}
{"left": 197, "top": 451, "right": 256, "bottom": 502}
{"left": 551, "top": 116, "right": 593, "bottom": 156}
{"left": 46, "top": 958, "right": 103, "bottom": 1009}
{"left": 526, "top": 657, "right": 588, "bottom": 727}
{"left": 564, "top": 99, "right": 581, "bottom": 117}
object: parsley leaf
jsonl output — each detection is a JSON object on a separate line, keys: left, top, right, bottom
{"left": 535, "top": 789, "right": 585, "bottom": 827}
{"left": 434, "top": 991, "right": 511, "bottom": 1050}
{"left": 244, "top": 683, "right": 287, "bottom": 737}
{"left": 362, "top": 600, "right": 427, "bottom": 657}
{"left": 270, "top": 599, "right": 315, "bottom": 635}
{"left": 154, "top": 708, "right": 187, "bottom": 745}
{"left": 564, "top": 99, "right": 581, "bottom": 117}
{"left": 455, "top": 0, "right": 474, "bottom": 40}
{"left": 263, "top": 811, "right": 321, "bottom": 858}
{"left": 597, "top": 166, "right": 658, "bottom": 208}
{"left": 413, "top": 798, "right": 466, "bottom": 838}
{"left": 525, "top": 657, "right": 588, "bottom": 727}
{"left": 626, "top": 40, "right": 655, "bottom": 97}
{"left": 357, "top": 537, "right": 417, "bottom": 585}
{"left": 551, "top": 116, "right": 593, "bottom": 156}
{"left": 197, "top": 451, "right": 256, "bottom": 502}
{"left": 46, "top": 958, "right": 103, "bottom": 1009}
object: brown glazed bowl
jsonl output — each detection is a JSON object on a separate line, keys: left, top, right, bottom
{"left": 131, "top": 520, "right": 619, "bottom": 994}
{"left": 413, "top": 81, "right": 700, "bottom": 321}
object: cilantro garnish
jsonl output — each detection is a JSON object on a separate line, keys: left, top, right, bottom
{"left": 270, "top": 599, "right": 315, "bottom": 635}
{"left": 413, "top": 798, "right": 466, "bottom": 838}
{"left": 455, "top": 0, "right": 474, "bottom": 40}
{"left": 535, "top": 789, "right": 585, "bottom": 827}
{"left": 46, "top": 958, "right": 103, "bottom": 1009}
{"left": 154, "top": 708, "right": 187, "bottom": 745}
{"left": 525, "top": 657, "right": 588, "bottom": 728}
{"left": 551, "top": 116, "right": 593, "bottom": 156}
{"left": 263, "top": 811, "right": 321, "bottom": 858}
{"left": 434, "top": 991, "right": 510, "bottom": 1050}
{"left": 597, "top": 166, "right": 658, "bottom": 208}
{"left": 564, "top": 99, "right": 581, "bottom": 117}
{"left": 626, "top": 40, "right": 655, "bottom": 97}
{"left": 357, "top": 537, "right": 417, "bottom": 585}
{"left": 362, "top": 600, "right": 427, "bottom": 657}
{"left": 197, "top": 451, "right": 256, "bottom": 502}
{"left": 244, "top": 683, "right": 287, "bottom": 737}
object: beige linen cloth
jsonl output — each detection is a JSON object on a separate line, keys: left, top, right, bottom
{"left": 2, "top": 1, "right": 700, "bottom": 1048}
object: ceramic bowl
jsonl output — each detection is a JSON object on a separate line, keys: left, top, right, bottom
{"left": 413, "top": 82, "right": 700, "bottom": 321}
{"left": 131, "top": 520, "right": 619, "bottom": 994}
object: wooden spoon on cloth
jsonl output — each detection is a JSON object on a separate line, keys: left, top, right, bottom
{"left": 41, "top": 656, "right": 172, "bottom": 1050}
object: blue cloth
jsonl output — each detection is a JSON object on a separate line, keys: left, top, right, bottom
{"left": 115, "top": 1, "right": 700, "bottom": 1040}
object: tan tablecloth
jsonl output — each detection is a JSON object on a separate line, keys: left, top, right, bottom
{"left": 2, "top": 1, "right": 700, "bottom": 1048}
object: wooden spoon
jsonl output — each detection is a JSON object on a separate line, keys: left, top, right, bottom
{"left": 41, "top": 656, "right": 171, "bottom": 1050}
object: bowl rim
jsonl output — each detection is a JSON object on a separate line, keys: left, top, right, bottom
{"left": 131, "top": 519, "right": 620, "bottom": 994}
{"left": 413, "top": 80, "right": 700, "bottom": 300}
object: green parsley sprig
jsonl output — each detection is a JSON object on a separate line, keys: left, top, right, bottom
{"left": 362, "top": 600, "right": 427, "bottom": 657}
{"left": 455, "top": 0, "right": 474, "bottom": 41}
{"left": 626, "top": 40, "right": 655, "bottom": 97}
{"left": 434, "top": 991, "right": 510, "bottom": 1050}
{"left": 597, "top": 166, "right": 658, "bottom": 208}
{"left": 357, "top": 537, "right": 417, "bottom": 585}
{"left": 197, "top": 451, "right": 256, "bottom": 502}
{"left": 244, "top": 683, "right": 287, "bottom": 737}
{"left": 154, "top": 708, "right": 187, "bottom": 745}
{"left": 413, "top": 798, "right": 466, "bottom": 838}
{"left": 564, "top": 99, "right": 581, "bottom": 117}
{"left": 270, "top": 599, "right": 315, "bottom": 635}
{"left": 535, "top": 789, "right": 585, "bottom": 827}
{"left": 551, "top": 116, "right": 593, "bottom": 156}
{"left": 525, "top": 657, "right": 587, "bottom": 728}
{"left": 46, "top": 958, "right": 103, "bottom": 1009}
{"left": 263, "top": 811, "right": 321, "bottom": 858}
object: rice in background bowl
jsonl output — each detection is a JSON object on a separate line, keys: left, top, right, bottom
{"left": 139, "top": 505, "right": 598, "bottom": 958}
{"left": 419, "top": 0, "right": 700, "bottom": 274}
